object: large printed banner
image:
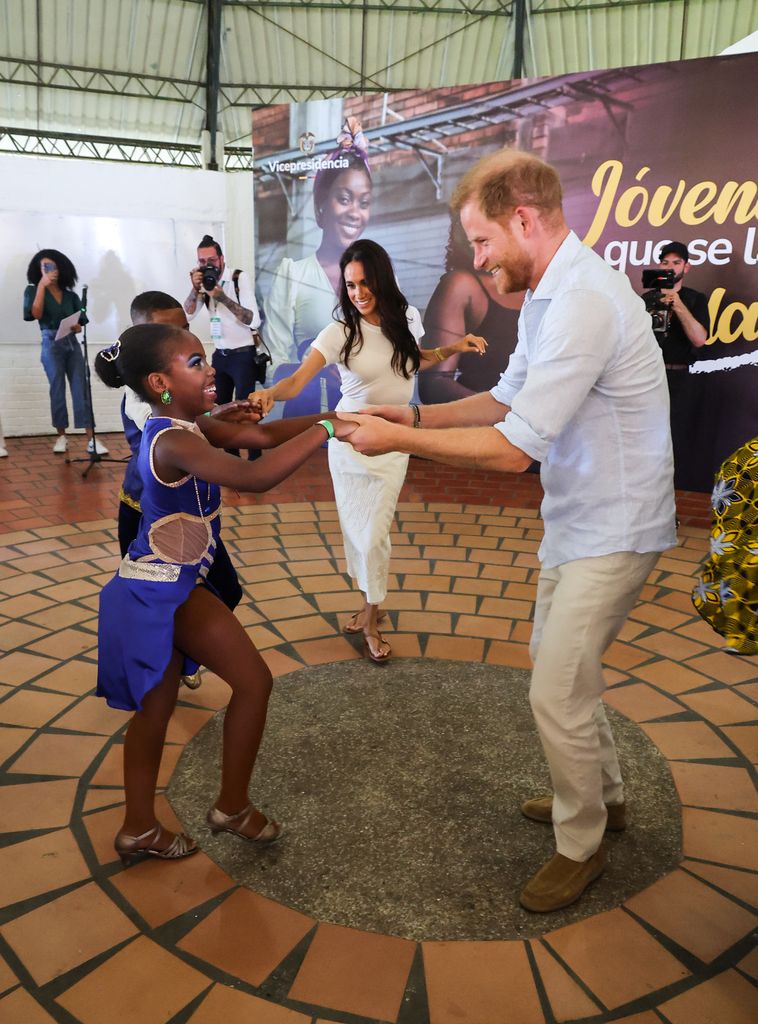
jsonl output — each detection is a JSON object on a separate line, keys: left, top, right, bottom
{"left": 253, "top": 53, "right": 758, "bottom": 492}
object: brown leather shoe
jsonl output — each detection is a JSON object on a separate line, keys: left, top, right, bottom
{"left": 521, "top": 795, "right": 626, "bottom": 832}
{"left": 520, "top": 848, "right": 605, "bottom": 912}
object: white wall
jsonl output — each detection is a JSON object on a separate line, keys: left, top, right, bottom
{"left": 1, "top": 153, "right": 253, "bottom": 437}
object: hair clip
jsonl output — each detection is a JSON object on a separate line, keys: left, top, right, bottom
{"left": 100, "top": 340, "right": 121, "bottom": 362}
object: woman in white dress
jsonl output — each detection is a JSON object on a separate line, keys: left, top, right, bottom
{"left": 257, "top": 240, "right": 486, "bottom": 662}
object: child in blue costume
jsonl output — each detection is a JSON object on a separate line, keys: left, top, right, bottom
{"left": 95, "top": 322, "right": 357, "bottom": 865}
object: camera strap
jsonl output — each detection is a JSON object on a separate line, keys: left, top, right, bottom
{"left": 233, "top": 268, "right": 269, "bottom": 352}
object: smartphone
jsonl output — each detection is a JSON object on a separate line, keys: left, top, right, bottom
{"left": 42, "top": 261, "right": 55, "bottom": 273}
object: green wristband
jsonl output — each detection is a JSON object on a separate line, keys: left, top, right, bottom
{"left": 317, "top": 419, "right": 335, "bottom": 439}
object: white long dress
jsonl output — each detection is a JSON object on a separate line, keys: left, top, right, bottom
{"left": 311, "top": 316, "right": 423, "bottom": 604}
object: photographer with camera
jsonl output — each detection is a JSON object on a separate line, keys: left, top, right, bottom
{"left": 642, "top": 242, "right": 709, "bottom": 488}
{"left": 184, "top": 234, "right": 269, "bottom": 459}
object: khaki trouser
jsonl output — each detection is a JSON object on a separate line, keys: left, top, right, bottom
{"left": 529, "top": 550, "right": 661, "bottom": 862}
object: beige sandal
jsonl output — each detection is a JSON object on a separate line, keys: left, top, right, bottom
{"left": 343, "top": 609, "right": 387, "bottom": 634}
{"left": 206, "top": 803, "right": 283, "bottom": 844}
{"left": 114, "top": 824, "right": 198, "bottom": 866}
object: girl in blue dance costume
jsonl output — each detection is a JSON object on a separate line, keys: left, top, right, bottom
{"left": 94, "top": 322, "right": 356, "bottom": 865}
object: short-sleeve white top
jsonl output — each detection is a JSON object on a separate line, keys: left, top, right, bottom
{"left": 311, "top": 314, "right": 423, "bottom": 412}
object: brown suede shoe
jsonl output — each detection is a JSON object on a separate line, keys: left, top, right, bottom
{"left": 519, "top": 848, "right": 606, "bottom": 912}
{"left": 521, "top": 795, "right": 626, "bottom": 832}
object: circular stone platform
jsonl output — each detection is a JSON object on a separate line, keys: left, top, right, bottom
{"left": 169, "top": 660, "right": 681, "bottom": 940}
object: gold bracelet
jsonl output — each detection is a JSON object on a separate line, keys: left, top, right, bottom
{"left": 433, "top": 347, "right": 445, "bottom": 362}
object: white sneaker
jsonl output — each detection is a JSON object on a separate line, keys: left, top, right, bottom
{"left": 53, "top": 435, "right": 67, "bottom": 453}
{"left": 87, "top": 438, "right": 109, "bottom": 455}
{"left": 0, "top": 447, "right": 7, "bottom": 458}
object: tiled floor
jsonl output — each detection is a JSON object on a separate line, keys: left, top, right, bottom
{"left": 0, "top": 433, "right": 756, "bottom": 1024}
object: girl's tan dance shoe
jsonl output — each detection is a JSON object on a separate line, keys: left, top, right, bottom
{"left": 206, "top": 803, "right": 283, "bottom": 844}
{"left": 114, "top": 824, "right": 198, "bottom": 866}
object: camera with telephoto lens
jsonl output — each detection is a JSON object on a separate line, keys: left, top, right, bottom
{"left": 201, "top": 264, "right": 221, "bottom": 292}
{"left": 642, "top": 268, "right": 676, "bottom": 337}
{"left": 251, "top": 331, "right": 272, "bottom": 386}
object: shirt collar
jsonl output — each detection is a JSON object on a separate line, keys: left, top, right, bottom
{"left": 526, "top": 229, "right": 580, "bottom": 303}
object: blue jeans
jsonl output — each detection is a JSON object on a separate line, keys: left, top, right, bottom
{"left": 211, "top": 346, "right": 260, "bottom": 460}
{"left": 40, "top": 329, "right": 92, "bottom": 430}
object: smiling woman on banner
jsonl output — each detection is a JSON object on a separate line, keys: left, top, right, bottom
{"left": 263, "top": 118, "right": 373, "bottom": 377}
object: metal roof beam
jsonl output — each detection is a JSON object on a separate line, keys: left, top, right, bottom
{"left": 220, "top": 1, "right": 512, "bottom": 12}
{"left": 0, "top": 57, "right": 204, "bottom": 104}
{"left": 205, "top": 0, "right": 223, "bottom": 169}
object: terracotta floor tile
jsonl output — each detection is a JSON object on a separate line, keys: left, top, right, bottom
{"left": 0, "top": 620, "right": 51, "bottom": 650}
{"left": 178, "top": 887, "right": 314, "bottom": 987}
{"left": 0, "top": 651, "right": 57, "bottom": 686}
{"left": 544, "top": 908, "right": 689, "bottom": 1009}
{"left": 292, "top": 637, "right": 361, "bottom": 665}
{"left": 0, "top": 880, "right": 137, "bottom": 986}
{"left": 0, "top": 572, "right": 49, "bottom": 596}
{"left": 737, "top": 946, "right": 758, "bottom": 981}
{"left": 26, "top": 603, "right": 94, "bottom": 630}
{"left": 479, "top": 596, "right": 533, "bottom": 619}
{"left": 396, "top": 611, "right": 452, "bottom": 634}
{"left": 0, "top": 953, "right": 17, "bottom": 994}
{"left": 628, "top": 602, "right": 692, "bottom": 629}
{"left": 601, "top": 641, "right": 652, "bottom": 671}
{"left": 529, "top": 941, "right": 600, "bottom": 1021}
{"left": 289, "top": 922, "right": 415, "bottom": 1021}
{"left": 53, "top": 695, "right": 130, "bottom": 735}
{"left": 272, "top": 614, "right": 335, "bottom": 643}
{"left": 8, "top": 731, "right": 106, "bottom": 777}
{"left": 675, "top": 619, "right": 724, "bottom": 647}
{"left": 294, "top": 574, "right": 350, "bottom": 595}
{"left": 685, "top": 652, "right": 758, "bottom": 685}
{"left": 28, "top": 627, "right": 97, "bottom": 659}
{"left": 88, "top": 743, "right": 127, "bottom": 787}
{"left": 631, "top": 630, "right": 708, "bottom": 661}
{"left": 0, "top": 988, "right": 58, "bottom": 1023}
{"left": 680, "top": 687, "right": 758, "bottom": 725}
{"left": 164, "top": 705, "right": 214, "bottom": 745}
{"left": 455, "top": 614, "right": 512, "bottom": 640}
{"left": 189, "top": 984, "right": 310, "bottom": 1023}
{"left": 657, "top": 968, "right": 757, "bottom": 1024}
{"left": 0, "top": 829, "right": 90, "bottom": 908}
{"left": 425, "top": 635, "right": 485, "bottom": 661}
{"left": 178, "top": 671, "right": 233, "bottom": 711}
{"left": 0, "top": 593, "right": 55, "bottom": 618}
{"left": 37, "top": 579, "right": 100, "bottom": 602}
{"left": 603, "top": 682, "right": 683, "bottom": 722}
{"left": 384, "top": 633, "right": 423, "bottom": 657}
{"left": 640, "top": 721, "right": 733, "bottom": 760}
{"left": 111, "top": 851, "right": 233, "bottom": 928}
{"left": 0, "top": 778, "right": 78, "bottom": 833}
{"left": 285, "top": 558, "right": 335, "bottom": 576}
{"left": 669, "top": 762, "right": 758, "bottom": 813}
{"left": 381, "top": 591, "right": 425, "bottom": 611}
{"left": 31, "top": 658, "right": 98, "bottom": 695}
{"left": 486, "top": 641, "right": 533, "bottom": 669}
{"left": 82, "top": 788, "right": 124, "bottom": 812}
{"left": 683, "top": 860, "right": 758, "bottom": 907}
{"left": 625, "top": 868, "right": 756, "bottom": 963}
{"left": 438, "top": 559, "right": 479, "bottom": 577}
{"left": 737, "top": 681, "right": 758, "bottom": 703}
{"left": 722, "top": 725, "right": 758, "bottom": 763}
{"left": 256, "top": 595, "right": 319, "bottom": 620}
{"left": 422, "top": 940, "right": 544, "bottom": 1024}
{"left": 0, "top": 687, "right": 75, "bottom": 728}
{"left": 56, "top": 935, "right": 209, "bottom": 1024}
{"left": 424, "top": 592, "right": 478, "bottom": 614}
{"left": 682, "top": 808, "right": 757, "bottom": 871}
{"left": 633, "top": 659, "right": 709, "bottom": 694}
{"left": 246, "top": 623, "right": 285, "bottom": 649}
{"left": 314, "top": 591, "right": 370, "bottom": 614}
{"left": 263, "top": 649, "right": 305, "bottom": 678}
{"left": 0, "top": 725, "right": 34, "bottom": 763}
{"left": 453, "top": 577, "right": 506, "bottom": 596}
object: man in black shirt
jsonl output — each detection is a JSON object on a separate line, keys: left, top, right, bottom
{"left": 643, "top": 242, "right": 710, "bottom": 489}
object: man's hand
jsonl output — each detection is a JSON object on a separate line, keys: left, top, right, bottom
{"left": 359, "top": 404, "right": 414, "bottom": 427}
{"left": 337, "top": 412, "right": 402, "bottom": 455}
{"left": 210, "top": 400, "right": 261, "bottom": 424}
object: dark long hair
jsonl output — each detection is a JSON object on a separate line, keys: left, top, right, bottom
{"left": 94, "top": 323, "right": 186, "bottom": 403}
{"left": 337, "top": 240, "right": 420, "bottom": 378}
{"left": 26, "top": 249, "right": 78, "bottom": 290}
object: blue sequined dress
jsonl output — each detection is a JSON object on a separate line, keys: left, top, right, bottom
{"left": 97, "top": 417, "right": 221, "bottom": 711}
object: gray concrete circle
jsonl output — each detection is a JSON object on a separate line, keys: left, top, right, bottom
{"left": 169, "top": 659, "right": 681, "bottom": 940}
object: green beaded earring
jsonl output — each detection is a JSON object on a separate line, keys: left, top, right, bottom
{"left": 160, "top": 389, "right": 172, "bottom": 405}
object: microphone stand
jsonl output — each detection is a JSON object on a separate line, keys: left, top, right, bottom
{"left": 66, "top": 285, "right": 128, "bottom": 478}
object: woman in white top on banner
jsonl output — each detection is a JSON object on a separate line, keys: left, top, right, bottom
{"left": 256, "top": 240, "right": 486, "bottom": 662}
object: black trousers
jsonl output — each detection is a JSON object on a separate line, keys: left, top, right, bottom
{"left": 212, "top": 346, "right": 261, "bottom": 461}
{"left": 117, "top": 500, "right": 243, "bottom": 612}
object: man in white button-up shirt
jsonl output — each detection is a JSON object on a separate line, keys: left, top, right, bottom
{"left": 343, "top": 149, "right": 676, "bottom": 913}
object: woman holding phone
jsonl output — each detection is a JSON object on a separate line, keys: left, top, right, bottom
{"left": 24, "top": 248, "right": 107, "bottom": 455}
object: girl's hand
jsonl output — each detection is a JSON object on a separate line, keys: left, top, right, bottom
{"left": 71, "top": 322, "right": 82, "bottom": 334}
{"left": 453, "top": 333, "right": 487, "bottom": 355}
{"left": 211, "top": 400, "right": 261, "bottom": 423}
{"left": 40, "top": 270, "right": 57, "bottom": 288}
{"left": 254, "top": 388, "right": 277, "bottom": 415}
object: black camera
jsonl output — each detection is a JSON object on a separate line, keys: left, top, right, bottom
{"left": 251, "top": 331, "right": 272, "bottom": 386}
{"left": 642, "top": 268, "right": 676, "bottom": 336}
{"left": 201, "top": 264, "right": 221, "bottom": 291}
